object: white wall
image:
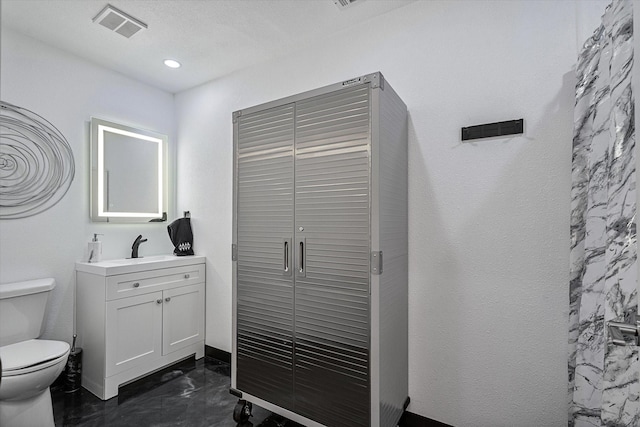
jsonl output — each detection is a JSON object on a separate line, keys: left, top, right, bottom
{"left": 0, "top": 28, "right": 176, "bottom": 341}
{"left": 175, "top": 1, "right": 609, "bottom": 426}
{"left": 0, "top": 0, "right": 612, "bottom": 425}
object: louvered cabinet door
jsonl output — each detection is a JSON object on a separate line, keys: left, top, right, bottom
{"left": 293, "top": 85, "right": 371, "bottom": 427}
{"left": 235, "top": 104, "right": 295, "bottom": 410}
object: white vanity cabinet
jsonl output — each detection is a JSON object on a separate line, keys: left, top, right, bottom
{"left": 76, "top": 255, "right": 206, "bottom": 400}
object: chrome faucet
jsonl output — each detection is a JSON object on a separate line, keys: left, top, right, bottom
{"left": 131, "top": 235, "right": 147, "bottom": 258}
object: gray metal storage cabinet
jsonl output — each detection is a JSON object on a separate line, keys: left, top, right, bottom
{"left": 232, "top": 72, "right": 408, "bottom": 427}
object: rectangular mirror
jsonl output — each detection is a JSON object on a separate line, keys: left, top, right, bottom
{"left": 90, "top": 118, "right": 168, "bottom": 222}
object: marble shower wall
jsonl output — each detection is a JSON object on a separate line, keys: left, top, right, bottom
{"left": 569, "top": 1, "right": 638, "bottom": 426}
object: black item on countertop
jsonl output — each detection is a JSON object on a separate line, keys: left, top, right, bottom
{"left": 167, "top": 217, "right": 194, "bottom": 256}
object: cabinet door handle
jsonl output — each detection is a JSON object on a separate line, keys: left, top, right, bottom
{"left": 156, "top": 299, "right": 162, "bottom": 304}
{"left": 284, "top": 240, "right": 289, "bottom": 272}
{"left": 184, "top": 274, "right": 190, "bottom": 279}
{"left": 283, "top": 238, "right": 292, "bottom": 276}
{"left": 299, "top": 241, "right": 304, "bottom": 273}
{"left": 296, "top": 237, "right": 306, "bottom": 277}
{"left": 133, "top": 282, "right": 140, "bottom": 288}
{"left": 165, "top": 297, "right": 171, "bottom": 302}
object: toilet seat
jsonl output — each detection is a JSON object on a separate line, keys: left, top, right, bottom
{"left": 1, "top": 339, "right": 70, "bottom": 377}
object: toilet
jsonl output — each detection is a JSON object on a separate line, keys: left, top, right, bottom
{"left": 0, "top": 278, "right": 71, "bottom": 427}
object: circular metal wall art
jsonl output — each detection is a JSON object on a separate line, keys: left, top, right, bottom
{"left": 0, "top": 101, "right": 75, "bottom": 219}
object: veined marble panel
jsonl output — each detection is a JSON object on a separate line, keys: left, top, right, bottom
{"left": 569, "top": 1, "right": 637, "bottom": 426}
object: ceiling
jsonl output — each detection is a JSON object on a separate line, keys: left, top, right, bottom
{"left": 1, "top": 0, "right": 416, "bottom": 94}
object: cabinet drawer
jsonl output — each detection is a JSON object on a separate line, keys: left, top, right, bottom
{"left": 106, "top": 264, "right": 205, "bottom": 300}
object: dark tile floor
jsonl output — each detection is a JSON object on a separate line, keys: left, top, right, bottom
{"left": 51, "top": 357, "right": 297, "bottom": 427}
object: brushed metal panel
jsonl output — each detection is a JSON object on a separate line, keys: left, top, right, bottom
{"left": 294, "top": 85, "right": 371, "bottom": 427}
{"left": 234, "top": 77, "right": 407, "bottom": 427}
{"left": 374, "top": 82, "right": 408, "bottom": 427}
{"left": 236, "top": 104, "right": 295, "bottom": 410}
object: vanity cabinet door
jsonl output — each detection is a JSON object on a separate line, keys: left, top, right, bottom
{"left": 162, "top": 283, "right": 205, "bottom": 355}
{"left": 106, "top": 291, "right": 163, "bottom": 377}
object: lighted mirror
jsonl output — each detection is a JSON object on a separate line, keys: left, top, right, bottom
{"left": 90, "top": 118, "right": 167, "bottom": 223}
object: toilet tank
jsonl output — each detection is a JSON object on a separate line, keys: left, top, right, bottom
{"left": 0, "top": 278, "right": 55, "bottom": 347}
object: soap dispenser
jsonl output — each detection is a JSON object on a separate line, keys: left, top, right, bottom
{"left": 87, "top": 233, "right": 103, "bottom": 263}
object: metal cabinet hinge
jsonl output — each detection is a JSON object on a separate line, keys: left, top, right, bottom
{"left": 366, "top": 72, "right": 384, "bottom": 90}
{"left": 232, "top": 244, "right": 238, "bottom": 261}
{"left": 371, "top": 251, "right": 383, "bottom": 275}
{"left": 608, "top": 310, "right": 640, "bottom": 346}
{"left": 345, "top": 72, "right": 384, "bottom": 90}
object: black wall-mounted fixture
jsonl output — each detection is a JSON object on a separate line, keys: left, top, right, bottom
{"left": 462, "top": 119, "right": 524, "bottom": 141}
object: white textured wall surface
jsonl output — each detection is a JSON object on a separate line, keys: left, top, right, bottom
{"left": 0, "top": 29, "right": 176, "bottom": 341}
{"left": 175, "top": 1, "right": 609, "bottom": 426}
{"left": 1, "top": 0, "right": 612, "bottom": 425}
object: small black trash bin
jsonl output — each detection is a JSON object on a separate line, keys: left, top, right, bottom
{"left": 64, "top": 341, "right": 82, "bottom": 393}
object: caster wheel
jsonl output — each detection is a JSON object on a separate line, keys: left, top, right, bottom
{"left": 233, "top": 399, "right": 253, "bottom": 424}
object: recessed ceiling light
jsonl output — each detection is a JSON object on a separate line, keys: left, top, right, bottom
{"left": 164, "top": 59, "right": 181, "bottom": 69}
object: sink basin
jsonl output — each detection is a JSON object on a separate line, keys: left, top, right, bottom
{"left": 76, "top": 254, "right": 205, "bottom": 276}
{"left": 100, "top": 255, "right": 178, "bottom": 265}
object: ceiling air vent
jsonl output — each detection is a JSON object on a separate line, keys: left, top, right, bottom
{"left": 333, "top": 0, "right": 362, "bottom": 10}
{"left": 93, "top": 4, "right": 147, "bottom": 38}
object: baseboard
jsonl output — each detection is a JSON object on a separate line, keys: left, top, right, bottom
{"left": 205, "top": 345, "right": 231, "bottom": 364}
{"left": 400, "top": 411, "right": 453, "bottom": 427}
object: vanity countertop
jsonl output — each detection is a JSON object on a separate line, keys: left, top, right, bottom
{"left": 76, "top": 254, "right": 206, "bottom": 276}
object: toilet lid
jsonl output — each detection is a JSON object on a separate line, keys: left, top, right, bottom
{"left": 1, "top": 339, "right": 70, "bottom": 373}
